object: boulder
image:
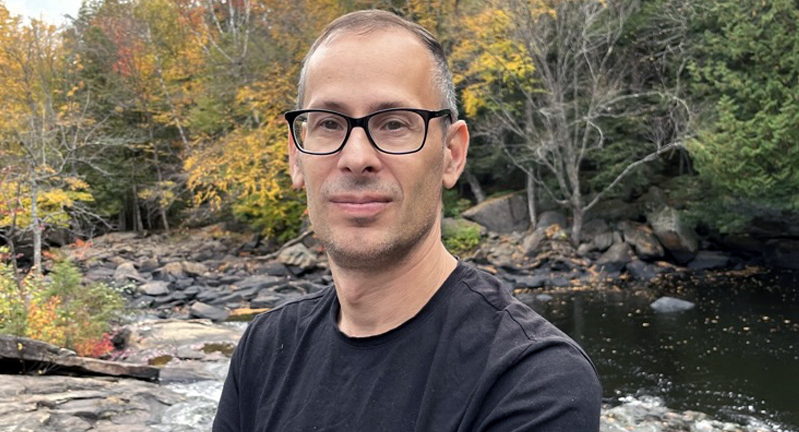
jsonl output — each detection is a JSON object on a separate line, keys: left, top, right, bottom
{"left": 189, "top": 302, "right": 230, "bottom": 322}
{"left": 626, "top": 259, "right": 661, "bottom": 281}
{"left": 650, "top": 296, "right": 695, "bottom": 313}
{"left": 582, "top": 218, "right": 610, "bottom": 239}
{"left": 505, "top": 274, "right": 547, "bottom": 289}
{"left": 156, "top": 261, "right": 185, "bottom": 279}
{"left": 137, "top": 281, "right": 170, "bottom": 297}
{"left": 537, "top": 211, "right": 567, "bottom": 231}
{"left": 593, "top": 232, "right": 615, "bottom": 252}
{"left": 688, "top": 251, "right": 732, "bottom": 270}
{"left": 620, "top": 221, "right": 665, "bottom": 261}
{"left": 462, "top": 193, "right": 530, "bottom": 233}
{"left": 521, "top": 228, "right": 547, "bottom": 256}
{"left": 114, "top": 261, "right": 145, "bottom": 283}
{"left": 182, "top": 261, "right": 208, "bottom": 276}
{"left": 587, "top": 198, "right": 641, "bottom": 222}
{"left": 597, "top": 243, "right": 633, "bottom": 273}
{"left": 647, "top": 205, "right": 699, "bottom": 264}
{"left": 277, "top": 243, "right": 318, "bottom": 271}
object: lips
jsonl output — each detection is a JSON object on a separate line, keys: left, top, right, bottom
{"left": 328, "top": 194, "right": 392, "bottom": 218}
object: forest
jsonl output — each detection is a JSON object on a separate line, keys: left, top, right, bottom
{"left": 1, "top": 0, "right": 797, "bottom": 272}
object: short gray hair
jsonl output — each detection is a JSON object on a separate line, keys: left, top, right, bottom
{"left": 296, "top": 9, "right": 458, "bottom": 120}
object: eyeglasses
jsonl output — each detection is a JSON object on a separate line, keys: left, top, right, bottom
{"left": 284, "top": 108, "right": 453, "bottom": 155}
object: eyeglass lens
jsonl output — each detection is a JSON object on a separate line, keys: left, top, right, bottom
{"left": 293, "top": 110, "right": 426, "bottom": 154}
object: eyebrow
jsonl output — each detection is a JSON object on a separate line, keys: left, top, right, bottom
{"left": 308, "top": 100, "right": 413, "bottom": 115}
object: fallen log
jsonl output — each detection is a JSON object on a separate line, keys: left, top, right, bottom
{"left": 0, "top": 334, "right": 159, "bottom": 381}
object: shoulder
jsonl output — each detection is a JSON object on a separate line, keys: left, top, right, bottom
{"left": 235, "top": 286, "right": 333, "bottom": 349}
{"left": 456, "top": 263, "right": 599, "bottom": 377}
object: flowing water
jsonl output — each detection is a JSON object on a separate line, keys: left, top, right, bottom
{"left": 154, "top": 270, "right": 799, "bottom": 431}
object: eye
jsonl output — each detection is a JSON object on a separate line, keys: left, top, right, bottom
{"left": 384, "top": 120, "right": 407, "bottom": 131}
{"left": 319, "top": 118, "right": 344, "bottom": 131}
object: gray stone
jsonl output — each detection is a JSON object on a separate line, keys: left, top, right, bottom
{"left": 620, "top": 221, "right": 665, "bottom": 261}
{"left": 277, "top": 243, "right": 318, "bottom": 270}
{"left": 158, "top": 366, "right": 216, "bottom": 384}
{"left": 189, "top": 302, "right": 230, "bottom": 322}
{"left": 650, "top": 296, "right": 695, "bottom": 313}
{"left": 506, "top": 274, "right": 547, "bottom": 289}
{"left": 462, "top": 193, "right": 530, "bottom": 233}
{"left": 688, "top": 251, "right": 732, "bottom": 270}
{"left": 113, "top": 262, "right": 145, "bottom": 283}
{"left": 537, "top": 211, "right": 568, "bottom": 230}
{"left": 647, "top": 205, "right": 699, "bottom": 264}
{"left": 521, "top": 228, "right": 547, "bottom": 256}
{"left": 137, "top": 281, "right": 170, "bottom": 297}
{"left": 593, "top": 232, "right": 614, "bottom": 252}
{"left": 582, "top": 218, "right": 610, "bottom": 238}
{"left": 234, "top": 274, "right": 285, "bottom": 291}
{"left": 182, "top": 261, "right": 208, "bottom": 276}
{"left": 597, "top": 243, "right": 633, "bottom": 273}
{"left": 258, "top": 262, "right": 290, "bottom": 276}
{"left": 156, "top": 262, "right": 185, "bottom": 279}
{"left": 625, "top": 259, "right": 660, "bottom": 281}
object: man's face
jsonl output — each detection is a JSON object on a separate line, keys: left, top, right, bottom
{"left": 289, "top": 29, "right": 467, "bottom": 270}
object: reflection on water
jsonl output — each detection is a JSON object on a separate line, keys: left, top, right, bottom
{"left": 520, "top": 269, "right": 799, "bottom": 432}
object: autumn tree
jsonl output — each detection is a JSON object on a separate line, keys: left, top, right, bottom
{"left": 456, "top": 0, "right": 692, "bottom": 243}
{"left": 0, "top": 5, "right": 113, "bottom": 273}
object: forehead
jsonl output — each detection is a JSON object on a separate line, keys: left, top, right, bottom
{"left": 302, "top": 29, "right": 439, "bottom": 113}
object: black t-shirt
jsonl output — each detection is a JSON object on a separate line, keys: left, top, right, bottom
{"left": 213, "top": 262, "right": 602, "bottom": 431}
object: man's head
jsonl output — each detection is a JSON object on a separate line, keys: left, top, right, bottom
{"left": 288, "top": 10, "right": 469, "bottom": 271}
{"left": 296, "top": 10, "right": 458, "bottom": 120}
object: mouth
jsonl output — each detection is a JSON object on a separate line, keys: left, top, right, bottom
{"left": 328, "top": 194, "right": 393, "bottom": 218}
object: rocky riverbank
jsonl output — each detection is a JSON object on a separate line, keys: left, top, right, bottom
{"left": 0, "top": 224, "right": 791, "bottom": 431}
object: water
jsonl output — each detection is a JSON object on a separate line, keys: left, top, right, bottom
{"left": 153, "top": 270, "right": 799, "bottom": 431}
{"left": 519, "top": 268, "right": 799, "bottom": 431}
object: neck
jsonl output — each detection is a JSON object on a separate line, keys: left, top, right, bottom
{"left": 330, "top": 226, "right": 457, "bottom": 338}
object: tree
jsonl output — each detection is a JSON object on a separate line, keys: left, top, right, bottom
{"left": 685, "top": 0, "right": 799, "bottom": 233}
{"left": 0, "top": 6, "right": 113, "bottom": 274}
{"left": 456, "top": 0, "right": 692, "bottom": 243}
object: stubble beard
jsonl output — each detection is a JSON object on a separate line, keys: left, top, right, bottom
{"left": 309, "top": 177, "right": 441, "bottom": 272}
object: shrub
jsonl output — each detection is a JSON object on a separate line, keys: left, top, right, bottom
{"left": 0, "top": 252, "right": 124, "bottom": 357}
{"left": 442, "top": 219, "right": 483, "bottom": 256}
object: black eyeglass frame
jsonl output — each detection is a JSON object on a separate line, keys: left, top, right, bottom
{"left": 284, "top": 107, "right": 454, "bottom": 155}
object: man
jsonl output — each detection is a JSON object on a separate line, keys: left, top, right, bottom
{"left": 213, "top": 9, "right": 601, "bottom": 432}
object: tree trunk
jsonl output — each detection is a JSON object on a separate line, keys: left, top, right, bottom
{"left": 571, "top": 205, "right": 584, "bottom": 246}
{"left": 131, "top": 165, "right": 143, "bottom": 233}
{"left": 464, "top": 170, "right": 486, "bottom": 203}
{"left": 30, "top": 180, "right": 42, "bottom": 275}
{"left": 526, "top": 171, "right": 537, "bottom": 230}
{"left": 148, "top": 124, "right": 170, "bottom": 233}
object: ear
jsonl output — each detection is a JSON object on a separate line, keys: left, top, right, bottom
{"left": 288, "top": 131, "right": 305, "bottom": 189}
{"left": 442, "top": 120, "right": 469, "bottom": 189}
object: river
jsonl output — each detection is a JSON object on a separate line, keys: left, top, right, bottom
{"left": 155, "top": 269, "right": 799, "bottom": 431}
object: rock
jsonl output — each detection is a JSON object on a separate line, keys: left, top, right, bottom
{"left": 650, "top": 296, "right": 695, "bottom": 313}
{"left": 487, "top": 242, "right": 520, "bottom": 268}
{"left": 521, "top": 228, "right": 547, "bottom": 256}
{"left": 258, "top": 262, "right": 290, "bottom": 276}
{"left": 156, "top": 262, "right": 185, "bottom": 279}
{"left": 0, "top": 375, "right": 183, "bottom": 431}
{"left": 582, "top": 218, "right": 610, "bottom": 238}
{"left": 505, "top": 274, "right": 547, "bottom": 289}
{"left": 277, "top": 243, "right": 318, "bottom": 271}
{"left": 234, "top": 274, "right": 285, "bottom": 291}
{"left": 587, "top": 198, "right": 641, "bottom": 222}
{"left": 647, "top": 205, "right": 699, "bottom": 264}
{"left": 123, "top": 320, "right": 243, "bottom": 352}
{"left": 537, "top": 211, "right": 568, "bottom": 231}
{"left": 250, "top": 292, "right": 302, "bottom": 309}
{"left": 137, "top": 281, "right": 170, "bottom": 297}
{"left": 620, "top": 221, "right": 665, "bottom": 260}
{"left": 189, "top": 302, "right": 230, "bottom": 321}
{"left": 182, "top": 261, "right": 208, "bottom": 276}
{"left": 138, "top": 258, "right": 160, "bottom": 273}
{"left": 688, "top": 250, "right": 732, "bottom": 270}
{"left": 764, "top": 239, "right": 799, "bottom": 270}
{"left": 158, "top": 366, "right": 216, "bottom": 384}
{"left": 597, "top": 243, "right": 633, "bottom": 273}
{"left": 462, "top": 193, "right": 530, "bottom": 233}
{"left": 637, "top": 185, "right": 668, "bottom": 215}
{"left": 625, "top": 259, "right": 661, "bottom": 281}
{"left": 113, "top": 262, "right": 145, "bottom": 283}
{"left": 593, "top": 232, "right": 614, "bottom": 252}
{"left": 83, "top": 267, "right": 115, "bottom": 284}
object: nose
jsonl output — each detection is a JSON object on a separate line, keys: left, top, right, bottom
{"left": 336, "top": 126, "right": 383, "bottom": 174}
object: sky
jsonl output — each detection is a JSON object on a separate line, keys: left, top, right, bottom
{"left": 4, "top": 0, "right": 85, "bottom": 24}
